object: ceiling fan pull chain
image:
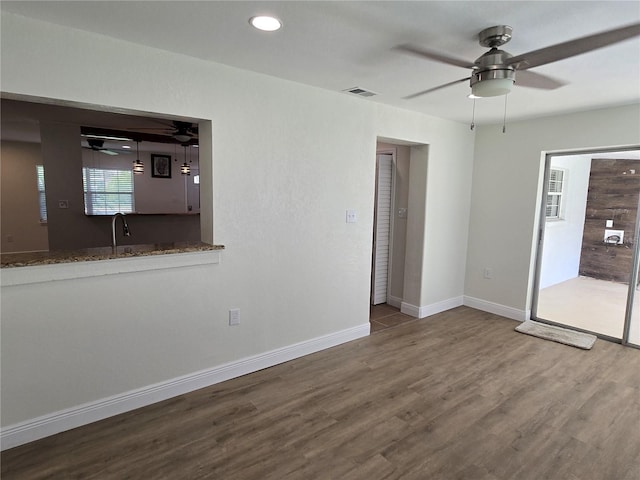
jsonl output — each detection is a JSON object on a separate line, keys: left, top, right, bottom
{"left": 470, "top": 98, "right": 476, "bottom": 131}
{"left": 502, "top": 95, "right": 508, "bottom": 133}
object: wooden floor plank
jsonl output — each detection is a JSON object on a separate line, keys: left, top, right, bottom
{"left": 2, "top": 306, "right": 639, "bottom": 479}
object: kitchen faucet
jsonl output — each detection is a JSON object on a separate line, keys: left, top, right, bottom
{"left": 111, "top": 212, "right": 131, "bottom": 254}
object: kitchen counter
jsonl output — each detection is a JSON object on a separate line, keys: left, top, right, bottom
{"left": 1, "top": 242, "right": 224, "bottom": 268}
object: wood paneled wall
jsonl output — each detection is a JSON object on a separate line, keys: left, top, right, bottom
{"left": 579, "top": 158, "right": 640, "bottom": 283}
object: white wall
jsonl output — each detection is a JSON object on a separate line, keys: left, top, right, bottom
{"left": 466, "top": 105, "right": 640, "bottom": 319}
{"left": 131, "top": 151, "right": 198, "bottom": 214}
{"left": 538, "top": 155, "right": 591, "bottom": 289}
{"left": 376, "top": 109, "right": 475, "bottom": 315}
{"left": 0, "top": 12, "right": 473, "bottom": 437}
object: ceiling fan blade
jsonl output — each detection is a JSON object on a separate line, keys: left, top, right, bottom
{"left": 507, "top": 22, "right": 640, "bottom": 70}
{"left": 100, "top": 149, "right": 119, "bottom": 156}
{"left": 404, "top": 77, "right": 471, "bottom": 99}
{"left": 394, "top": 44, "right": 475, "bottom": 69}
{"left": 515, "top": 70, "right": 567, "bottom": 90}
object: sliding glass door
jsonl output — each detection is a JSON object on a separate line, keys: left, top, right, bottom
{"left": 533, "top": 149, "right": 640, "bottom": 345}
{"left": 624, "top": 207, "right": 640, "bottom": 347}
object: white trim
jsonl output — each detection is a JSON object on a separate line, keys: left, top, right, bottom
{"left": 1, "top": 250, "right": 222, "bottom": 287}
{"left": 387, "top": 295, "right": 402, "bottom": 309}
{"left": 463, "top": 296, "right": 529, "bottom": 322}
{"left": 0, "top": 322, "right": 370, "bottom": 450}
{"left": 419, "top": 296, "right": 464, "bottom": 318}
{"left": 401, "top": 296, "right": 463, "bottom": 318}
{"left": 400, "top": 301, "right": 420, "bottom": 317}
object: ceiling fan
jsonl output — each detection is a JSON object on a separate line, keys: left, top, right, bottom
{"left": 169, "top": 121, "right": 198, "bottom": 143}
{"left": 397, "top": 22, "right": 640, "bottom": 99}
{"left": 83, "top": 138, "right": 129, "bottom": 156}
{"left": 131, "top": 120, "right": 199, "bottom": 143}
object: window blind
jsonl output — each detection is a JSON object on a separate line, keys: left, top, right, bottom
{"left": 82, "top": 167, "right": 134, "bottom": 215}
{"left": 546, "top": 168, "right": 564, "bottom": 218}
{"left": 36, "top": 165, "right": 48, "bottom": 222}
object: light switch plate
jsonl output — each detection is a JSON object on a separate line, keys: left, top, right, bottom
{"left": 229, "top": 308, "right": 240, "bottom": 326}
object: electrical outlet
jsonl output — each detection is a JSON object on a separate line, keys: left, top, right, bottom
{"left": 483, "top": 268, "right": 493, "bottom": 279}
{"left": 346, "top": 209, "right": 357, "bottom": 223}
{"left": 229, "top": 308, "right": 240, "bottom": 326}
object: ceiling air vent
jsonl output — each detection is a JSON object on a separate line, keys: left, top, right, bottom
{"left": 343, "top": 87, "right": 377, "bottom": 97}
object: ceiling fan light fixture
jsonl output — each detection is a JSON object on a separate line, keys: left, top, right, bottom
{"left": 471, "top": 78, "right": 514, "bottom": 97}
{"left": 173, "top": 133, "right": 192, "bottom": 143}
{"left": 249, "top": 15, "right": 282, "bottom": 32}
{"left": 470, "top": 68, "right": 515, "bottom": 97}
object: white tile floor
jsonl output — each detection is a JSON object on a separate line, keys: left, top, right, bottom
{"left": 536, "top": 276, "right": 640, "bottom": 345}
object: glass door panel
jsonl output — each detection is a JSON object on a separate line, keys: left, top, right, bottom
{"left": 625, "top": 205, "right": 640, "bottom": 347}
{"left": 535, "top": 151, "right": 640, "bottom": 342}
{"left": 626, "top": 266, "right": 640, "bottom": 346}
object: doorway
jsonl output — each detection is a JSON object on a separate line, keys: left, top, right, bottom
{"left": 533, "top": 148, "right": 640, "bottom": 346}
{"left": 371, "top": 153, "right": 393, "bottom": 305}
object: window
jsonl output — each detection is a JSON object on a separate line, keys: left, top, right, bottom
{"left": 82, "top": 167, "right": 134, "bottom": 215}
{"left": 36, "top": 165, "right": 48, "bottom": 223}
{"left": 546, "top": 168, "right": 565, "bottom": 219}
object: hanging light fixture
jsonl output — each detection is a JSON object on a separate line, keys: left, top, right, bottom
{"left": 180, "top": 144, "right": 191, "bottom": 175}
{"left": 132, "top": 140, "right": 144, "bottom": 174}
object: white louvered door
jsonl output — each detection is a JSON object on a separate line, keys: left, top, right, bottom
{"left": 371, "top": 154, "right": 393, "bottom": 305}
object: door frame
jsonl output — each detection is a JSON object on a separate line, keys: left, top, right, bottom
{"left": 531, "top": 145, "right": 640, "bottom": 346}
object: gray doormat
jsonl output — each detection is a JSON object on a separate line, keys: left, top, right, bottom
{"left": 515, "top": 320, "right": 597, "bottom": 350}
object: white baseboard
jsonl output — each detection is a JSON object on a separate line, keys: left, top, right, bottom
{"left": 463, "top": 296, "right": 529, "bottom": 322}
{"left": 387, "top": 295, "right": 402, "bottom": 309}
{"left": 400, "top": 301, "right": 420, "bottom": 317}
{"left": 401, "top": 296, "right": 463, "bottom": 319}
{"left": 1, "top": 323, "right": 370, "bottom": 451}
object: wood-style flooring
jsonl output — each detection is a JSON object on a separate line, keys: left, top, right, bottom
{"left": 2, "top": 306, "right": 639, "bottom": 479}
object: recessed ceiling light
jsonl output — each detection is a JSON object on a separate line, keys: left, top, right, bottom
{"left": 249, "top": 16, "right": 282, "bottom": 32}
{"left": 122, "top": 145, "right": 131, "bottom": 149}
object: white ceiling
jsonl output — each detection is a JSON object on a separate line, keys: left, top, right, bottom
{"left": 2, "top": 1, "right": 640, "bottom": 125}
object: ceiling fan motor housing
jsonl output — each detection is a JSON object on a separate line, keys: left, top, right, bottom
{"left": 470, "top": 48, "right": 516, "bottom": 96}
{"left": 478, "top": 25, "right": 513, "bottom": 48}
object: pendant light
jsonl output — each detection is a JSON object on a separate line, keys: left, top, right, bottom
{"left": 180, "top": 144, "right": 191, "bottom": 175}
{"left": 132, "top": 140, "right": 144, "bottom": 174}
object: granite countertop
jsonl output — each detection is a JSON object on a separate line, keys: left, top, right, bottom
{"left": 1, "top": 242, "right": 224, "bottom": 268}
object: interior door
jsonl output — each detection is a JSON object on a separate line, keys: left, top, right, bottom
{"left": 371, "top": 154, "right": 393, "bottom": 305}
